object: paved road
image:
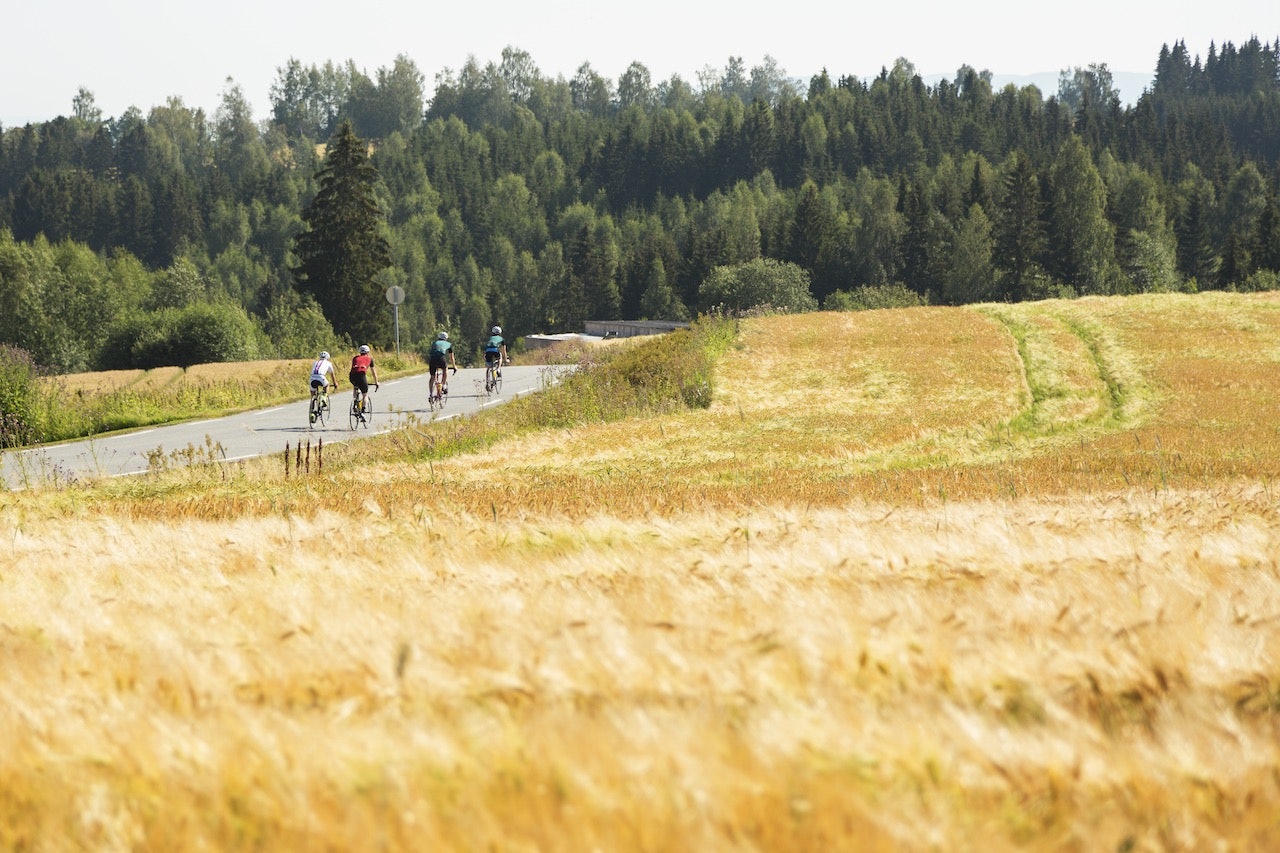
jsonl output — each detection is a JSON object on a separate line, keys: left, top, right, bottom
{"left": 1, "top": 364, "right": 562, "bottom": 490}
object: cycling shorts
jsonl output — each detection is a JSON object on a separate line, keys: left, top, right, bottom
{"left": 349, "top": 371, "right": 370, "bottom": 394}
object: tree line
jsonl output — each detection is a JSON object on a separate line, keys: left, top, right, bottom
{"left": 1, "top": 38, "right": 1279, "bottom": 374}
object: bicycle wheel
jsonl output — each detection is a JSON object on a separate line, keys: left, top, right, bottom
{"left": 349, "top": 395, "right": 360, "bottom": 430}
{"left": 309, "top": 393, "right": 320, "bottom": 428}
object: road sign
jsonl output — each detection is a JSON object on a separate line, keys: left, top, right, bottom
{"left": 386, "top": 286, "right": 405, "bottom": 355}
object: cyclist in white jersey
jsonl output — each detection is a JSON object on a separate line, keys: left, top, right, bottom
{"left": 310, "top": 351, "right": 338, "bottom": 397}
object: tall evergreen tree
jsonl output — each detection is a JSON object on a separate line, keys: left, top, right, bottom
{"left": 639, "top": 256, "right": 687, "bottom": 320}
{"left": 994, "top": 151, "right": 1045, "bottom": 301}
{"left": 291, "top": 121, "right": 392, "bottom": 344}
{"left": 1218, "top": 226, "right": 1252, "bottom": 289}
{"left": 1046, "top": 135, "right": 1116, "bottom": 294}
{"left": 943, "top": 204, "right": 996, "bottom": 304}
{"left": 1254, "top": 196, "right": 1280, "bottom": 272}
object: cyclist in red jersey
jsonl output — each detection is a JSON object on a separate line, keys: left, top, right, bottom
{"left": 349, "top": 344, "right": 380, "bottom": 412}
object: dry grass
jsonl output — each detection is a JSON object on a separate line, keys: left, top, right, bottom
{"left": 5, "top": 292, "right": 1280, "bottom": 850}
{"left": 46, "top": 361, "right": 309, "bottom": 402}
{"left": 43, "top": 368, "right": 147, "bottom": 396}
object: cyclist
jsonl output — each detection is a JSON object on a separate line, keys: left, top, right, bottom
{"left": 309, "top": 351, "right": 338, "bottom": 422}
{"left": 428, "top": 331, "right": 457, "bottom": 401}
{"left": 484, "top": 325, "right": 509, "bottom": 374}
{"left": 349, "top": 344, "right": 380, "bottom": 413}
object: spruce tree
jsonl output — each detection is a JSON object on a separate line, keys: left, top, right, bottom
{"left": 291, "top": 121, "right": 392, "bottom": 345}
{"left": 995, "top": 151, "right": 1045, "bottom": 301}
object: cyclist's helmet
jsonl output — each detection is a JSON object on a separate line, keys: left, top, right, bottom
{"left": 437, "top": 331, "right": 449, "bottom": 340}
{"left": 491, "top": 326, "right": 502, "bottom": 334}
{"left": 319, "top": 351, "right": 330, "bottom": 360}
{"left": 359, "top": 344, "right": 370, "bottom": 354}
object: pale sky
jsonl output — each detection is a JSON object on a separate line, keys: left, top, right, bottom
{"left": 4, "top": 0, "right": 1275, "bottom": 126}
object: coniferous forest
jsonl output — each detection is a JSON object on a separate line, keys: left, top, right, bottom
{"left": 1, "top": 38, "right": 1279, "bottom": 374}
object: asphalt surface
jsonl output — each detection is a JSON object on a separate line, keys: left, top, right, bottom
{"left": 1, "top": 364, "right": 563, "bottom": 490}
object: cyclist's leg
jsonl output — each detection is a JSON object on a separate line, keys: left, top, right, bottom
{"left": 351, "top": 373, "right": 367, "bottom": 412}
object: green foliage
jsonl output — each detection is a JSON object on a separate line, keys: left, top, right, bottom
{"left": 291, "top": 121, "right": 392, "bottom": 345}
{"left": 823, "top": 283, "right": 928, "bottom": 311}
{"left": 100, "top": 302, "right": 261, "bottom": 369}
{"left": 0, "top": 230, "right": 155, "bottom": 373}
{"left": 148, "top": 257, "right": 208, "bottom": 309}
{"left": 1046, "top": 136, "right": 1117, "bottom": 295}
{"left": 262, "top": 289, "right": 340, "bottom": 358}
{"left": 1236, "top": 269, "right": 1280, "bottom": 293}
{"left": 0, "top": 344, "right": 41, "bottom": 447}
{"left": 699, "top": 258, "right": 818, "bottom": 314}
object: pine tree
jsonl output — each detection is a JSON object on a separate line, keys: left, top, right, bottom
{"left": 291, "top": 121, "right": 392, "bottom": 344}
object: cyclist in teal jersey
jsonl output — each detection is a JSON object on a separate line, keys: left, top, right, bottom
{"left": 428, "top": 331, "right": 456, "bottom": 398}
{"left": 484, "top": 325, "right": 509, "bottom": 373}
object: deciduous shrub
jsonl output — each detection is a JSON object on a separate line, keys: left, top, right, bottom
{"left": 699, "top": 259, "right": 818, "bottom": 314}
{"left": 824, "top": 283, "right": 928, "bottom": 311}
{"left": 100, "top": 302, "right": 262, "bottom": 368}
{"left": 0, "top": 344, "right": 41, "bottom": 447}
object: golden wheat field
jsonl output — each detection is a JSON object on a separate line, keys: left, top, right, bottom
{"left": 5, "top": 292, "right": 1280, "bottom": 851}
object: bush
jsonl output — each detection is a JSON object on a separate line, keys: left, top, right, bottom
{"left": 99, "top": 302, "right": 261, "bottom": 368}
{"left": 167, "top": 302, "right": 260, "bottom": 365}
{"left": 824, "top": 283, "right": 928, "bottom": 311}
{"left": 699, "top": 258, "right": 818, "bottom": 314}
{"left": 0, "top": 344, "right": 42, "bottom": 447}
{"left": 1237, "top": 269, "right": 1280, "bottom": 293}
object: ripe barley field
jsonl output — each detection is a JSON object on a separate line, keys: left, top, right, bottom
{"left": 4, "top": 293, "right": 1280, "bottom": 851}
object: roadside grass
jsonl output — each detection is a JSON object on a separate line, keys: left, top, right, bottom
{"left": 5, "top": 292, "right": 1280, "bottom": 849}
{"left": 30, "top": 352, "right": 426, "bottom": 443}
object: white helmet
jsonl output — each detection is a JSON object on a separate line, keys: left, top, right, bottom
{"left": 437, "top": 331, "right": 449, "bottom": 340}
{"left": 319, "top": 351, "right": 330, "bottom": 360}
{"left": 359, "top": 344, "right": 370, "bottom": 354}
{"left": 492, "top": 326, "right": 502, "bottom": 334}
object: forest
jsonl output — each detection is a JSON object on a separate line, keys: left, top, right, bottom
{"left": 0, "top": 37, "right": 1278, "bottom": 374}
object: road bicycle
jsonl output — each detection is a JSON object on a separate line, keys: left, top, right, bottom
{"left": 308, "top": 385, "right": 330, "bottom": 428}
{"left": 429, "top": 367, "right": 455, "bottom": 412}
{"left": 483, "top": 359, "right": 504, "bottom": 396}
{"left": 349, "top": 386, "right": 374, "bottom": 430}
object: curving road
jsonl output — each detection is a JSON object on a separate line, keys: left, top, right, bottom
{"left": 1, "top": 364, "right": 563, "bottom": 490}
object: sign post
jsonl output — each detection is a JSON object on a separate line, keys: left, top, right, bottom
{"left": 385, "top": 285, "right": 405, "bottom": 357}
